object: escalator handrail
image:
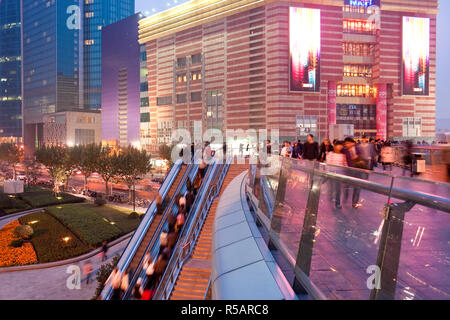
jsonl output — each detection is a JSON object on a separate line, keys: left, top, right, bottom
{"left": 153, "top": 156, "right": 232, "bottom": 300}
{"left": 125, "top": 158, "right": 217, "bottom": 299}
{"left": 100, "top": 160, "right": 183, "bottom": 300}
{"left": 121, "top": 160, "right": 198, "bottom": 299}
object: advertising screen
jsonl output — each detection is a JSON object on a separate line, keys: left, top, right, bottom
{"left": 402, "top": 16, "right": 430, "bottom": 96}
{"left": 289, "top": 7, "right": 321, "bottom": 92}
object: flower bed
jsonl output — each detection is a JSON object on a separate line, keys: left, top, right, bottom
{"left": 46, "top": 204, "right": 123, "bottom": 247}
{"left": 0, "top": 220, "right": 37, "bottom": 267}
{"left": 19, "top": 212, "right": 90, "bottom": 263}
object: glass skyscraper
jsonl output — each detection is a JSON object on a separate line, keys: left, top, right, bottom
{"left": 0, "top": 0, "right": 22, "bottom": 143}
{"left": 83, "top": 0, "right": 135, "bottom": 110}
{"left": 21, "top": 0, "right": 134, "bottom": 155}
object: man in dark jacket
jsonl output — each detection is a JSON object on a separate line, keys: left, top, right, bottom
{"left": 302, "top": 134, "right": 319, "bottom": 160}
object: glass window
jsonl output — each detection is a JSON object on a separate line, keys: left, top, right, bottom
{"left": 191, "top": 91, "right": 201, "bottom": 102}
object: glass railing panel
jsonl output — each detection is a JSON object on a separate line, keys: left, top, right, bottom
{"left": 306, "top": 174, "right": 389, "bottom": 300}
{"left": 271, "top": 159, "right": 314, "bottom": 260}
{"left": 394, "top": 203, "right": 450, "bottom": 300}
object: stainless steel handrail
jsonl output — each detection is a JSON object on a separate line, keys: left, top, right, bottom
{"left": 153, "top": 156, "right": 232, "bottom": 300}
{"left": 247, "top": 155, "right": 450, "bottom": 301}
{"left": 121, "top": 160, "right": 199, "bottom": 299}
{"left": 100, "top": 160, "right": 183, "bottom": 299}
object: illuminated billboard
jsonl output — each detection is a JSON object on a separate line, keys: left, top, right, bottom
{"left": 402, "top": 16, "right": 430, "bottom": 96}
{"left": 289, "top": 7, "right": 321, "bottom": 92}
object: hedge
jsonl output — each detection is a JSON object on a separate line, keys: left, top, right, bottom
{"left": 46, "top": 204, "right": 123, "bottom": 247}
{"left": 0, "top": 193, "right": 32, "bottom": 215}
{"left": 20, "top": 191, "right": 85, "bottom": 208}
{"left": 19, "top": 212, "right": 90, "bottom": 263}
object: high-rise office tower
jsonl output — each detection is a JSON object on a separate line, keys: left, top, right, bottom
{"left": 83, "top": 0, "right": 135, "bottom": 110}
{"left": 21, "top": 0, "right": 134, "bottom": 156}
{"left": 0, "top": 0, "right": 22, "bottom": 143}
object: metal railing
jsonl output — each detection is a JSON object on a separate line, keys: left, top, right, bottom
{"left": 153, "top": 156, "right": 232, "bottom": 300}
{"left": 120, "top": 159, "right": 201, "bottom": 300}
{"left": 100, "top": 160, "right": 184, "bottom": 299}
{"left": 247, "top": 156, "right": 450, "bottom": 300}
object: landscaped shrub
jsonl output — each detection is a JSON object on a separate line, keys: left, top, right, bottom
{"left": 46, "top": 204, "right": 122, "bottom": 247}
{"left": 0, "top": 193, "right": 32, "bottom": 214}
{"left": 20, "top": 192, "right": 85, "bottom": 208}
{"left": 19, "top": 212, "right": 90, "bottom": 263}
{"left": 9, "top": 239, "right": 24, "bottom": 248}
{"left": 13, "top": 225, "right": 34, "bottom": 240}
{"left": 128, "top": 212, "right": 139, "bottom": 220}
{"left": 94, "top": 198, "right": 107, "bottom": 206}
{"left": 0, "top": 220, "right": 37, "bottom": 267}
{"left": 92, "top": 255, "right": 120, "bottom": 300}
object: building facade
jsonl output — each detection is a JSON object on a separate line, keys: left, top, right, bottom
{"left": 138, "top": 0, "right": 438, "bottom": 152}
{"left": 101, "top": 13, "right": 141, "bottom": 148}
{"left": 83, "top": 0, "right": 135, "bottom": 110}
{"left": 42, "top": 110, "right": 101, "bottom": 147}
{"left": 20, "top": 0, "right": 135, "bottom": 156}
{"left": 0, "top": 0, "right": 22, "bottom": 143}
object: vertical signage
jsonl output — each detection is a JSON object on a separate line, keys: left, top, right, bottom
{"left": 402, "top": 17, "right": 430, "bottom": 96}
{"left": 289, "top": 7, "right": 321, "bottom": 92}
{"left": 376, "top": 84, "right": 387, "bottom": 140}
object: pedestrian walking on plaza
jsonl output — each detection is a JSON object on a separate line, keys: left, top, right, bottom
{"left": 343, "top": 137, "right": 367, "bottom": 209}
{"left": 292, "top": 140, "right": 303, "bottom": 159}
{"left": 319, "top": 138, "right": 333, "bottom": 162}
{"left": 380, "top": 141, "right": 395, "bottom": 171}
{"left": 402, "top": 140, "right": 414, "bottom": 177}
{"left": 326, "top": 141, "right": 347, "bottom": 209}
{"left": 303, "top": 134, "right": 319, "bottom": 161}
{"left": 101, "top": 241, "right": 108, "bottom": 262}
{"left": 83, "top": 260, "right": 93, "bottom": 285}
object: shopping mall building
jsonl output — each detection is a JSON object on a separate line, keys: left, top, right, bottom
{"left": 138, "top": 0, "right": 438, "bottom": 152}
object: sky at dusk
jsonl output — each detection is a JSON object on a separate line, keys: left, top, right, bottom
{"left": 136, "top": 0, "right": 450, "bottom": 119}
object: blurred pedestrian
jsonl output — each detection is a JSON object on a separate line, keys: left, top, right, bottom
{"left": 101, "top": 241, "right": 108, "bottom": 262}
{"left": 120, "top": 269, "right": 129, "bottom": 298}
{"left": 303, "top": 134, "right": 319, "bottom": 161}
{"left": 156, "top": 194, "right": 163, "bottom": 215}
{"left": 132, "top": 278, "right": 143, "bottom": 300}
{"left": 326, "top": 141, "right": 347, "bottom": 209}
{"left": 105, "top": 266, "right": 121, "bottom": 300}
{"left": 380, "top": 141, "right": 395, "bottom": 171}
{"left": 319, "top": 138, "right": 333, "bottom": 162}
{"left": 83, "top": 260, "right": 93, "bottom": 285}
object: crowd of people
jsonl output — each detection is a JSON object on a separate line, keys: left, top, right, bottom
{"left": 277, "top": 134, "right": 418, "bottom": 209}
{"left": 104, "top": 143, "right": 212, "bottom": 300}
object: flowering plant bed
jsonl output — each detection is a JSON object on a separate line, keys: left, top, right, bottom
{"left": 19, "top": 212, "right": 90, "bottom": 263}
{"left": 0, "top": 220, "right": 37, "bottom": 267}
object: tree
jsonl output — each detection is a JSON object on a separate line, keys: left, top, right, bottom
{"left": 62, "top": 146, "right": 80, "bottom": 191}
{"left": 158, "top": 144, "right": 174, "bottom": 167}
{"left": 77, "top": 144, "right": 102, "bottom": 192}
{"left": 35, "top": 145, "right": 67, "bottom": 193}
{"left": 0, "top": 143, "right": 24, "bottom": 180}
{"left": 116, "top": 146, "right": 152, "bottom": 211}
{"left": 95, "top": 147, "right": 119, "bottom": 196}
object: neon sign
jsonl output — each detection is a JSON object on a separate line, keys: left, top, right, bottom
{"left": 289, "top": 7, "right": 321, "bottom": 92}
{"left": 345, "top": 0, "right": 380, "bottom": 7}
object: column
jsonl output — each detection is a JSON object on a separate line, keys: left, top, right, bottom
{"left": 376, "top": 83, "right": 387, "bottom": 140}
{"left": 327, "top": 81, "right": 337, "bottom": 130}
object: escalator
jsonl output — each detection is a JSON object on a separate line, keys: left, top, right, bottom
{"left": 127, "top": 165, "right": 187, "bottom": 273}
{"left": 100, "top": 160, "right": 192, "bottom": 300}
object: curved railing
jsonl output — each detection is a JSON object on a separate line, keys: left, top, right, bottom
{"left": 247, "top": 156, "right": 450, "bottom": 300}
